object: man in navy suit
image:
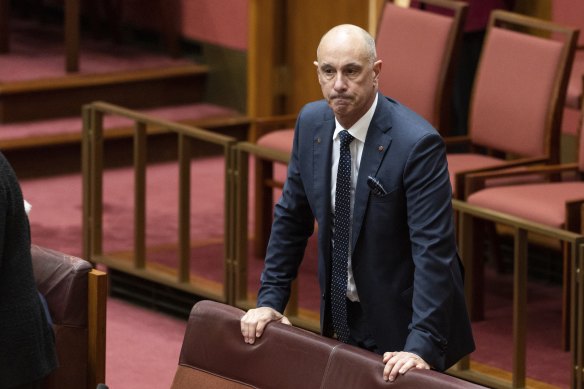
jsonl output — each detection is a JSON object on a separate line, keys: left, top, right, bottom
{"left": 241, "top": 24, "right": 474, "bottom": 382}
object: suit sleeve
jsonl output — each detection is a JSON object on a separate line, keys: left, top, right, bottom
{"left": 401, "top": 132, "right": 460, "bottom": 370}
{"left": 256, "top": 112, "right": 316, "bottom": 313}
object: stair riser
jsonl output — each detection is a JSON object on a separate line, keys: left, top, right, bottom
{"left": 0, "top": 75, "right": 206, "bottom": 123}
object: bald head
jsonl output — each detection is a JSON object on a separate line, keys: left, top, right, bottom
{"left": 317, "top": 24, "right": 377, "bottom": 65}
{"left": 314, "top": 24, "right": 381, "bottom": 129}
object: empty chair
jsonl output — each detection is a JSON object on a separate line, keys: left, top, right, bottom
{"left": 376, "top": 0, "right": 467, "bottom": 134}
{"left": 459, "top": 87, "right": 584, "bottom": 349}
{"left": 551, "top": 0, "right": 584, "bottom": 143}
{"left": 444, "top": 10, "right": 577, "bottom": 199}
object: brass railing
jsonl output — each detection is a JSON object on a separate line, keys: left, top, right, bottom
{"left": 82, "top": 101, "right": 238, "bottom": 303}
{"left": 81, "top": 102, "right": 581, "bottom": 387}
{"left": 450, "top": 199, "right": 584, "bottom": 389}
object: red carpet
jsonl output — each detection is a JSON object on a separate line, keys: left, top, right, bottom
{"left": 1, "top": 19, "right": 194, "bottom": 83}
{"left": 19, "top": 157, "right": 570, "bottom": 388}
{"left": 106, "top": 297, "right": 186, "bottom": 389}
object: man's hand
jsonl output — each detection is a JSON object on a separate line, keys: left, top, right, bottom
{"left": 382, "top": 351, "right": 430, "bottom": 382}
{"left": 240, "top": 307, "right": 291, "bottom": 344}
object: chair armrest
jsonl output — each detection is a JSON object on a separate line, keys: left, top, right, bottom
{"left": 453, "top": 156, "right": 553, "bottom": 199}
{"left": 443, "top": 135, "right": 472, "bottom": 148}
{"left": 250, "top": 114, "right": 297, "bottom": 142}
{"left": 87, "top": 269, "right": 108, "bottom": 389}
{"left": 464, "top": 162, "right": 579, "bottom": 197}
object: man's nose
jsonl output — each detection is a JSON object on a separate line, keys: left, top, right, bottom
{"left": 333, "top": 72, "right": 347, "bottom": 91}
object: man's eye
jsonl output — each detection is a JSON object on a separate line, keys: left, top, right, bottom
{"left": 345, "top": 68, "right": 359, "bottom": 77}
{"left": 322, "top": 69, "right": 335, "bottom": 79}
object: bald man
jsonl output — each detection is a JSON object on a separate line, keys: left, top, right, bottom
{"left": 241, "top": 24, "right": 474, "bottom": 381}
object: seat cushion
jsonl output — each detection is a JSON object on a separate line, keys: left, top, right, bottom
{"left": 467, "top": 182, "right": 584, "bottom": 228}
{"left": 256, "top": 129, "right": 295, "bottom": 153}
{"left": 446, "top": 153, "right": 504, "bottom": 195}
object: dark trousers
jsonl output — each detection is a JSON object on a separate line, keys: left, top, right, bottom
{"left": 346, "top": 299, "right": 380, "bottom": 354}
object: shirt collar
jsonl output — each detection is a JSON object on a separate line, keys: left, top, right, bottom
{"left": 333, "top": 94, "right": 378, "bottom": 143}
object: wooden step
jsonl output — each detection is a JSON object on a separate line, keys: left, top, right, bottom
{"left": 0, "top": 64, "right": 209, "bottom": 123}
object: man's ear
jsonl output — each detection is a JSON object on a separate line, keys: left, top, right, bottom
{"left": 373, "top": 59, "right": 382, "bottom": 81}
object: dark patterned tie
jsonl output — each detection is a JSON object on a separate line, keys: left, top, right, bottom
{"left": 331, "top": 130, "right": 354, "bottom": 343}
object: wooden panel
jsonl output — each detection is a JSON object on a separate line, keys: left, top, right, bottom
{"left": 284, "top": 0, "right": 369, "bottom": 115}
{"left": 247, "top": 0, "right": 285, "bottom": 118}
{"left": 247, "top": 0, "right": 369, "bottom": 118}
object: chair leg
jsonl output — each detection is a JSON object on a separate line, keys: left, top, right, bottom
{"left": 0, "top": 0, "right": 9, "bottom": 53}
{"left": 470, "top": 218, "right": 486, "bottom": 321}
{"left": 254, "top": 159, "right": 273, "bottom": 258}
{"left": 562, "top": 241, "right": 571, "bottom": 351}
{"left": 486, "top": 222, "right": 506, "bottom": 274}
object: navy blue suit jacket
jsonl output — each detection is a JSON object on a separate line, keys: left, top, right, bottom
{"left": 257, "top": 94, "right": 475, "bottom": 370}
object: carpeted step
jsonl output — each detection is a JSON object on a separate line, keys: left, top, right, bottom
{"left": 0, "top": 19, "right": 211, "bottom": 123}
{"left": 0, "top": 64, "right": 211, "bottom": 123}
{"left": 0, "top": 103, "right": 246, "bottom": 149}
{"left": 0, "top": 103, "right": 249, "bottom": 178}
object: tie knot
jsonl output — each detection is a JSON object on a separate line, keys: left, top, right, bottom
{"left": 339, "top": 130, "right": 354, "bottom": 147}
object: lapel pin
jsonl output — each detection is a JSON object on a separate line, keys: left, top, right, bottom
{"left": 315, "top": 137, "right": 321, "bottom": 144}
{"left": 378, "top": 145, "right": 384, "bottom": 152}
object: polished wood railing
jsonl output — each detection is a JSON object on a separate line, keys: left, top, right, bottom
{"left": 82, "top": 101, "right": 238, "bottom": 303}
{"left": 81, "top": 102, "right": 582, "bottom": 387}
{"left": 450, "top": 199, "right": 584, "bottom": 389}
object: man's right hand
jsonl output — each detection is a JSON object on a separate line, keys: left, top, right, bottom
{"left": 240, "top": 307, "right": 291, "bottom": 344}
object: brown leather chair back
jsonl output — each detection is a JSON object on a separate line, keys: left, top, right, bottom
{"left": 31, "top": 244, "right": 107, "bottom": 389}
{"left": 171, "top": 300, "right": 486, "bottom": 389}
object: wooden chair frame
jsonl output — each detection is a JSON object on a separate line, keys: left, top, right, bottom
{"left": 87, "top": 268, "right": 108, "bottom": 388}
{"left": 445, "top": 10, "right": 578, "bottom": 200}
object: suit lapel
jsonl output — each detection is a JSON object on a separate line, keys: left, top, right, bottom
{"left": 313, "top": 111, "right": 335, "bottom": 228}
{"left": 351, "top": 95, "right": 393, "bottom": 253}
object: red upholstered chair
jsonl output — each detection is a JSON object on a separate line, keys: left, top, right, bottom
{"left": 460, "top": 87, "right": 584, "bottom": 348}
{"left": 376, "top": 0, "right": 467, "bottom": 135}
{"left": 252, "top": 0, "right": 468, "bottom": 256}
{"left": 551, "top": 0, "right": 584, "bottom": 143}
{"left": 444, "top": 10, "right": 577, "bottom": 200}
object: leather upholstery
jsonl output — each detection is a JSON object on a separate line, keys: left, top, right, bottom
{"left": 31, "top": 244, "right": 93, "bottom": 389}
{"left": 171, "top": 300, "right": 486, "bottom": 389}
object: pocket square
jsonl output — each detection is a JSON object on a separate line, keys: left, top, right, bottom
{"left": 367, "top": 175, "right": 387, "bottom": 196}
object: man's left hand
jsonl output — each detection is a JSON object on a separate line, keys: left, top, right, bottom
{"left": 382, "top": 351, "right": 430, "bottom": 382}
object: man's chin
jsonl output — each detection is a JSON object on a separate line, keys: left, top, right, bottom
{"left": 331, "top": 100, "right": 351, "bottom": 113}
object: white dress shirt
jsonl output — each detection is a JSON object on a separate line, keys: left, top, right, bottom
{"left": 331, "top": 94, "right": 378, "bottom": 302}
